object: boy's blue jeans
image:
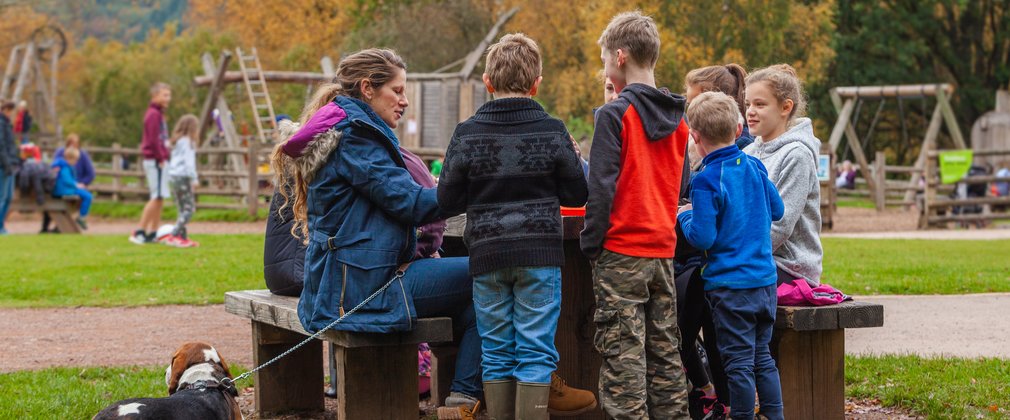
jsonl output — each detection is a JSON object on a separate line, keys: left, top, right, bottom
{"left": 473, "top": 266, "right": 561, "bottom": 384}
{"left": 707, "top": 284, "right": 783, "bottom": 420}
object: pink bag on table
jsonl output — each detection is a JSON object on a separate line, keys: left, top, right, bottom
{"left": 777, "top": 279, "right": 851, "bottom": 306}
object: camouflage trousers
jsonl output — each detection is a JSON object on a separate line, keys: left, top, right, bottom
{"left": 169, "top": 176, "right": 195, "bottom": 239}
{"left": 593, "top": 250, "right": 689, "bottom": 419}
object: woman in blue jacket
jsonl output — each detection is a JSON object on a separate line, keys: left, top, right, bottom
{"left": 271, "top": 49, "right": 481, "bottom": 416}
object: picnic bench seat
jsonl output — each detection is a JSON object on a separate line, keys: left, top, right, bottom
{"left": 773, "top": 300, "right": 884, "bottom": 420}
{"left": 14, "top": 191, "right": 82, "bottom": 234}
{"left": 224, "top": 290, "right": 453, "bottom": 419}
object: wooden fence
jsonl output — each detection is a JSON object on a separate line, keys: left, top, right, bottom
{"left": 920, "top": 148, "right": 1010, "bottom": 228}
{"left": 71, "top": 141, "right": 448, "bottom": 217}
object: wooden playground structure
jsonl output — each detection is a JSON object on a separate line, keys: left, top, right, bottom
{"left": 60, "top": 8, "right": 518, "bottom": 216}
{"left": 0, "top": 24, "right": 67, "bottom": 146}
{"left": 826, "top": 85, "right": 1010, "bottom": 228}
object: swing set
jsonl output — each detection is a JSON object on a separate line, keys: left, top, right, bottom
{"left": 827, "top": 83, "right": 967, "bottom": 207}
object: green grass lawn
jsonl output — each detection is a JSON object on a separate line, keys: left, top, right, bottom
{"left": 0, "top": 234, "right": 264, "bottom": 308}
{"left": 90, "top": 201, "right": 269, "bottom": 223}
{"left": 0, "top": 365, "right": 248, "bottom": 419}
{"left": 2, "top": 356, "right": 1006, "bottom": 419}
{"left": 847, "top": 355, "right": 1010, "bottom": 419}
{"left": 822, "top": 238, "right": 1010, "bottom": 295}
{"left": 1, "top": 235, "right": 1007, "bottom": 308}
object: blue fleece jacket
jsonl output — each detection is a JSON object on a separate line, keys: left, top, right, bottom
{"left": 677, "top": 144, "right": 784, "bottom": 290}
{"left": 52, "top": 158, "right": 78, "bottom": 197}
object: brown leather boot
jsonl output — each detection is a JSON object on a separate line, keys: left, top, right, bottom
{"left": 547, "top": 372, "right": 598, "bottom": 416}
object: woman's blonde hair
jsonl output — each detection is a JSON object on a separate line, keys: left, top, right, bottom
{"left": 685, "top": 63, "right": 748, "bottom": 116}
{"left": 171, "top": 114, "right": 200, "bottom": 146}
{"left": 746, "top": 64, "right": 806, "bottom": 120}
{"left": 272, "top": 48, "right": 407, "bottom": 242}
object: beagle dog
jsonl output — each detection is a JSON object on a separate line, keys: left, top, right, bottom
{"left": 93, "top": 342, "right": 242, "bottom": 419}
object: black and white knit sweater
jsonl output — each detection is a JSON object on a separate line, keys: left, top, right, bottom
{"left": 438, "top": 98, "right": 588, "bottom": 275}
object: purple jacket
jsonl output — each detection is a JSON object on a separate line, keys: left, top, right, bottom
{"left": 283, "top": 102, "right": 445, "bottom": 259}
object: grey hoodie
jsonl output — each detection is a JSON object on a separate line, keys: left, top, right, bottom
{"left": 743, "top": 117, "right": 823, "bottom": 285}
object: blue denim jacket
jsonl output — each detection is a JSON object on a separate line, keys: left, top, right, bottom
{"left": 298, "top": 96, "right": 441, "bottom": 333}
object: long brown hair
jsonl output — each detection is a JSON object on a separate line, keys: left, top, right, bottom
{"left": 685, "top": 63, "right": 748, "bottom": 116}
{"left": 171, "top": 114, "right": 200, "bottom": 146}
{"left": 271, "top": 48, "right": 407, "bottom": 241}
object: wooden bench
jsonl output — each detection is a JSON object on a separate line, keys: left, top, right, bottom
{"left": 14, "top": 191, "right": 82, "bottom": 234}
{"left": 224, "top": 290, "right": 453, "bottom": 419}
{"left": 773, "top": 300, "right": 884, "bottom": 420}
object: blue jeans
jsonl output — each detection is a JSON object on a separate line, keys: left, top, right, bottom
{"left": 403, "top": 256, "right": 482, "bottom": 398}
{"left": 0, "top": 172, "right": 13, "bottom": 231}
{"left": 707, "top": 285, "right": 783, "bottom": 420}
{"left": 473, "top": 266, "right": 561, "bottom": 384}
{"left": 57, "top": 188, "right": 92, "bottom": 217}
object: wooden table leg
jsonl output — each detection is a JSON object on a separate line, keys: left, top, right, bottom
{"left": 430, "top": 345, "right": 458, "bottom": 406}
{"left": 774, "top": 328, "right": 845, "bottom": 420}
{"left": 252, "top": 321, "right": 324, "bottom": 415}
{"left": 335, "top": 343, "right": 418, "bottom": 420}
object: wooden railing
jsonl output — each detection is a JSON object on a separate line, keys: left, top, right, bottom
{"left": 68, "top": 140, "right": 273, "bottom": 216}
{"left": 920, "top": 148, "right": 1010, "bottom": 228}
{"left": 71, "top": 141, "right": 447, "bottom": 218}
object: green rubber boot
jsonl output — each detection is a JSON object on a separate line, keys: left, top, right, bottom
{"left": 516, "top": 382, "right": 550, "bottom": 420}
{"left": 484, "top": 379, "right": 516, "bottom": 420}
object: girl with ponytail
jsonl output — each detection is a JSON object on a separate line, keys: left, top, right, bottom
{"left": 684, "top": 63, "right": 753, "bottom": 149}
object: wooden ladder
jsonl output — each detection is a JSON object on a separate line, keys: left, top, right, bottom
{"left": 235, "top": 47, "right": 276, "bottom": 143}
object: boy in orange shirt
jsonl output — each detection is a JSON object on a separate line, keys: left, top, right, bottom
{"left": 581, "top": 11, "right": 691, "bottom": 419}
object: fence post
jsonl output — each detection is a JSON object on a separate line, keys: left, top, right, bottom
{"left": 247, "top": 140, "right": 259, "bottom": 217}
{"left": 111, "top": 143, "right": 122, "bottom": 202}
{"left": 874, "top": 151, "right": 886, "bottom": 211}
{"left": 919, "top": 148, "right": 935, "bottom": 229}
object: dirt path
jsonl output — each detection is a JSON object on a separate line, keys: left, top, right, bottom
{"left": 4, "top": 213, "right": 265, "bottom": 235}
{"left": 4, "top": 293, "right": 1009, "bottom": 373}
{"left": 846, "top": 293, "right": 1010, "bottom": 358}
{"left": 0, "top": 305, "right": 253, "bottom": 373}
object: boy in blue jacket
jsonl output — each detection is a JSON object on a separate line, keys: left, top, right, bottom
{"left": 52, "top": 146, "right": 92, "bottom": 230}
{"left": 677, "top": 92, "right": 785, "bottom": 420}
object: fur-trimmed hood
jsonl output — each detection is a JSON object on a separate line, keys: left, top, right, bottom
{"left": 276, "top": 119, "right": 342, "bottom": 183}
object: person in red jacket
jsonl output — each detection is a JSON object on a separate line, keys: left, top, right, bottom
{"left": 130, "top": 82, "right": 172, "bottom": 244}
{"left": 581, "top": 11, "right": 692, "bottom": 419}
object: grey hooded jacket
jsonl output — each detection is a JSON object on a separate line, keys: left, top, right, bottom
{"left": 743, "top": 117, "right": 823, "bottom": 285}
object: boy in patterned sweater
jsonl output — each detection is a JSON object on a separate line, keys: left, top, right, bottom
{"left": 437, "top": 33, "right": 588, "bottom": 420}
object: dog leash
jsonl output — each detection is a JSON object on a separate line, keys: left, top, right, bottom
{"left": 222, "top": 264, "right": 410, "bottom": 389}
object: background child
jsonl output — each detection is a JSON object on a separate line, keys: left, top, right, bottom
{"left": 0, "top": 101, "right": 17, "bottom": 235}
{"left": 581, "top": 11, "right": 691, "bottom": 418}
{"left": 437, "top": 33, "right": 590, "bottom": 420}
{"left": 742, "top": 64, "right": 823, "bottom": 286}
{"left": 52, "top": 147, "right": 92, "bottom": 230}
{"left": 164, "top": 114, "right": 199, "bottom": 248}
{"left": 685, "top": 64, "right": 752, "bottom": 149}
{"left": 677, "top": 91, "right": 785, "bottom": 420}
{"left": 676, "top": 64, "right": 753, "bottom": 418}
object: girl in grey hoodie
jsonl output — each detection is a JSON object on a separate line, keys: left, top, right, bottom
{"left": 742, "top": 64, "right": 823, "bottom": 286}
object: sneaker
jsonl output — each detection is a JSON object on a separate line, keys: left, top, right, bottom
{"left": 160, "top": 234, "right": 181, "bottom": 247}
{"left": 75, "top": 217, "right": 88, "bottom": 230}
{"left": 174, "top": 237, "right": 199, "bottom": 248}
{"left": 689, "top": 388, "right": 726, "bottom": 420}
{"left": 549, "top": 372, "right": 598, "bottom": 416}
{"left": 145, "top": 232, "right": 158, "bottom": 243}
{"left": 703, "top": 401, "right": 729, "bottom": 420}
{"left": 436, "top": 392, "right": 480, "bottom": 420}
{"left": 129, "top": 231, "right": 147, "bottom": 245}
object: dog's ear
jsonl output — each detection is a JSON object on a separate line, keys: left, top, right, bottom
{"left": 217, "top": 352, "right": 233, "bottom": 379}
{"left": 166, "top": 350, "right": 188, "bottom": 395}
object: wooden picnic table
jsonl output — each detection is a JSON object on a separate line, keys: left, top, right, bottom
{"left": 444, "top": 215, "right": 883, "bottom": 420}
